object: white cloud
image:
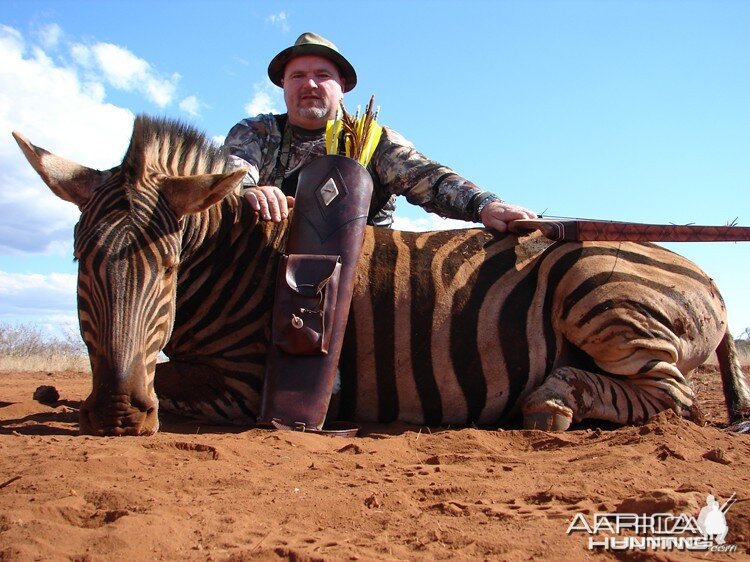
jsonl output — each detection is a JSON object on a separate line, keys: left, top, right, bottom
{"left": 0, "top": 170, "right": 77, "bottom": 255}
{"left": 0, "top": 24, "right": 205, "bottom": 333}
{"left": 0, "top": 23, "right": 23, "bottom": 52}
{"left": 392, "top": 212, "right": 469, "bottom": 232}
{"left": 179, "top": 95, "right": 203, "bottom": 117}
{"left": 71, "top": 41, "right": 179, "bottom": 107}
{"left": 34, "top": 23, "right": 62, "bottom": 49}
{"left": 69, "top": 42, "right": 92, "bottom": 66}
{"left": 90, "top": 43, "right": 150, "bottom": 88}
{"left": 0, "top": 24, "right": 134, "bottom": 257}
{"left": 0, "top": 271, "right": 77, "bottom": 319}
{"left": 267, "top": 11, "right": 290, "bottom": 33}
{"left": 244, "top": 79, "right": 284, "bottom": 116}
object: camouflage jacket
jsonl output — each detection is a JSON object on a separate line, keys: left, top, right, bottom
{"left": 224, "top": 113, "right": 491, "bottom": 227}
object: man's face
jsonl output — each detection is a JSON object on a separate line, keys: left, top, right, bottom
{"left": 282, "top": 55, "right": 345, "bottom": 129}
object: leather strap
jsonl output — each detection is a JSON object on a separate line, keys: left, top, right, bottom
{"left": 269, "top": 419, "right": 360, "bottom": 437}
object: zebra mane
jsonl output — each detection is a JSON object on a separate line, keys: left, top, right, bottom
{"left": 122, "top": 115, "right": 228, "bottom": 178}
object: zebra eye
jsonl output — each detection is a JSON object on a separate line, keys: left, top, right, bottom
{"left": 163, "top": 254, "right": 178, "bottom": 275}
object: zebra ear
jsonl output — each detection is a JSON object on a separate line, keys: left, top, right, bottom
{"left": 12, "top": 131, "right": 101, "bottom": 209}
{"left": 161, "top": 169, "right": 246, "bottom": 217}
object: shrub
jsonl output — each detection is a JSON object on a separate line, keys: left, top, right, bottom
{"left": 0, "top": 323, "right": 88, "bottom": 372}
{"left": 737, "top": 339, "right": 750, "bottom": 363}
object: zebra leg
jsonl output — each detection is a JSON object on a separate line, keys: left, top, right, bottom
{"left": 155, "top": 360, "right": 260, "bottom": 424}
{"left": 521, "top": 364, "right": 695, "bottom": 431}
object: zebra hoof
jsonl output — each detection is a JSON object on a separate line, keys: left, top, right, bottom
{"left": 522, "top": 401, "right": 573, "bottom": 431}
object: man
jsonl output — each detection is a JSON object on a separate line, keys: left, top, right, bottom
{"left": 224, "top": 32, "right": 536, "bottom": 231}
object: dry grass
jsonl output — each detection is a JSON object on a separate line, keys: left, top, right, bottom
{"left": 694, "top": 338, "right": 749, "bottom": 368}
{"left": 0, "top": 354, "right": 90, "bottom": 372}
{"left": 738, "top": 340, "right": 750, "bottom": 366}
{"left": 0, "top": 323, "right": 89, "bottom": 373}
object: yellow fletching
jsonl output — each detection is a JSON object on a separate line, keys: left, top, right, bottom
{"left": 326, "top": 95, "right": 381, "bottom": 166}
{"left": 325, "top": 120, "right": 334, "bottom": 153}
{"left": 325, "top": 120, "right": 343, "bottom": 155}
{"left": 358, "top": 121, "right": 382, "bottom": 167}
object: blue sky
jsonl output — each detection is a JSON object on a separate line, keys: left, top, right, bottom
{"left": 1, "top": 0, "right": 749, "bottom": 337}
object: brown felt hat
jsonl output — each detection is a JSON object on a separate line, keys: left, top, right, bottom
{"left": 268, "top": 32, "right": 357, "bottom": 92}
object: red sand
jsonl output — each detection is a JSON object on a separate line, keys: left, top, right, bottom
{"left": 1, "top": 366, "right": 748, "bottom": 561}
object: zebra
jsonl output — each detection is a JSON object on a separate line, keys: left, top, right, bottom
{"left": 13, "top": 116, "right": 750, "bottom": 436}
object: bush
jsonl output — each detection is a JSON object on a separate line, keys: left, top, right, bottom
{"left": 737, "top": 339, "right": 750, "bottom": 359}
{"left": 0, "top": 323, "right": 88, "bottom": 372}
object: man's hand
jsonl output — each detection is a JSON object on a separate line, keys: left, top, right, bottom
{"left": 243, "top": 185, "right": 294, "bottom": 222}
{"left": 481, "top": 201, "right": 537, "bottom": 233}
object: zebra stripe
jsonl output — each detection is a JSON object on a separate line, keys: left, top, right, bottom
{"left": 17, "top": 115, "right": 750, "bottom": 435}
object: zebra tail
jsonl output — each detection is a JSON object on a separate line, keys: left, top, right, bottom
{"left": 715, "top": 328, "right": 750, "bottom": 428}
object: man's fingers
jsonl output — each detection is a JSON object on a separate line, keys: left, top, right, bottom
{"left": 244, "top": 188, "right": 271, "bottom": 220}
{"left": 500, "top": 204, "right": 537, "bottom": 221}
{"left": 244, "top": 190, "right": 261, "bottom": 212}
{"left": 243, "top": 186, "right": 290, "bottom": 222}
{"left": 481, "top": 201, "right": 537, "bottom": 232}
{"left": 268, "top": 189, "right": 290, "bottom": 221}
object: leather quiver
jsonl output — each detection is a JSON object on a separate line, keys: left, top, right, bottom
{"left": 272, "top": 254, "right": 341, "bottom": 355}
{"left": 260, "top": 155, "right": 373, "bottom": 431}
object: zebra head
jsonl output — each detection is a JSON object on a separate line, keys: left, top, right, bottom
{"left": 13, "top": 117, "right": 246, "bottom": 436}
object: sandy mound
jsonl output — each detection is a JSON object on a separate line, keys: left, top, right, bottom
{"left": 1, "top": 366, "right": 748, "bottom": 561}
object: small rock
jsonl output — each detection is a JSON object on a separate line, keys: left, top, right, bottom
{"left": 655, "top": 444, "right": 686, "bottom": 461}
{"left": 33, "top": 385, "right": 59, "bottom": 404}
{"left": 364, "top": 494, "right": 381, "bottom": 509}
{"left": 703, "top": 448, "right": 733, "bottom": 465}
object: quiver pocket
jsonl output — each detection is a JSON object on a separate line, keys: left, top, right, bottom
{"left": 272, "top": 254, "right": 342, "bottom": 355}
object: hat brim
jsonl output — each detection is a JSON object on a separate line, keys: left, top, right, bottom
{"left": 268, "top": 44, "right": 357, "bottom": 92}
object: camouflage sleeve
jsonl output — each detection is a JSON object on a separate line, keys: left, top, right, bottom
{"left": 223, "top": 114, "right": 279, "bottom": 190}
{"left": 370, "top": 127, "right": 492, "bottom": 222}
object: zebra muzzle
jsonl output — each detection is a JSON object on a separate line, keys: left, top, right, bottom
{"left": 79, "top": 389, "right": 159, "bottom": 436}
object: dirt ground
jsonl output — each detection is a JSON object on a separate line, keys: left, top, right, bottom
{"left": 1, "top": 366, "right": 749, "bottom": 562}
